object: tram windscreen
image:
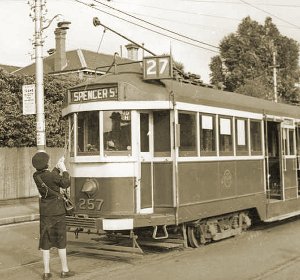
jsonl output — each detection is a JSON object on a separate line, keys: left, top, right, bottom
{"left": 77, "top": 111, "right": 99, "bottom": 155}
{"left": 103, "top": 110, "right": 132, "bottom": 155}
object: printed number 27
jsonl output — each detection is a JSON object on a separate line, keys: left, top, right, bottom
{"left": 146, "top": 58, "right": 169, "bottom": 75}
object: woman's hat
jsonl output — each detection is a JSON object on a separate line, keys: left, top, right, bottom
{"left": 32, "top": 151, "right": 49, "bottom": 170}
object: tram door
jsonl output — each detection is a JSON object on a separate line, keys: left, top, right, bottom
{"left": 138, "top": 112, "right": 154, "bottom": 214}
{"left": 296, "top": 125, "right": 300, "bottom": 195}
{"left": 281, "top": 121, "right": 298, "bottom": 199}
{"left": 266, "top": 120, "right": 298, "bottom": 200}
{"left": 266, "top": 121, "right": 282, "bottom": 199}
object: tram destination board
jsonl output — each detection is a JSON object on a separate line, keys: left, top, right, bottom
{"left": 70, "top": 86, "right": 118, "bottom": 103}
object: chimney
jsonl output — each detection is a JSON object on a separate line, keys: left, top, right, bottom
{"left": 54, "top": 21, "right": 71, "bottom": 72}
{"left": 125, "top": 43, "right": 139, "bottom": 61}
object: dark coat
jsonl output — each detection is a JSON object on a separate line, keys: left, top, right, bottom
{"left": 33, "top": 168, "right": 70, "bottom": 216}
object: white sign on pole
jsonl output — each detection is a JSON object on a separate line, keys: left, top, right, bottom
{"left": 22, "top": 84, "right": 36, "bottom": 115}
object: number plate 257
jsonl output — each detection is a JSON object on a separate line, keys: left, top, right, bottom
{"left": 78, "top": 198, "right": 104, "bottom": 211}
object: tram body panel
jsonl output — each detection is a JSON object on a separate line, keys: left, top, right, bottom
{"left": 176, "top": 159, "right": 266, "bottom": 223}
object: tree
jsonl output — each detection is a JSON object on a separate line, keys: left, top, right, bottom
{"left": 209, "top": 16, "right": 300, "bottom": 103}
{"left": 0, "top": 69, "right": 79, "bottom": 147}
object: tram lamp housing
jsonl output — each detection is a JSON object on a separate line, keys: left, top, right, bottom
{"left": 81, "top": 179, "right": 99, "bottom": 198}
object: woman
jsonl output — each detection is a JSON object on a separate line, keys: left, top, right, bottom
{"left": 32, "top": 151, "right": 75, "bottom": 279}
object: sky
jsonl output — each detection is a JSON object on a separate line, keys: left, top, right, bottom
{"left": 0, "top": 0, "right": 300, "bottom": 83}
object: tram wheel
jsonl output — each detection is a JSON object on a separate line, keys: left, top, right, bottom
{"left": 187, "top": 225, "right": 202, "bottom": 248}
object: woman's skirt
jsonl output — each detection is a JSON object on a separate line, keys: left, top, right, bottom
{"left": 39, "top": 214, "right": 66, "bottom": 250}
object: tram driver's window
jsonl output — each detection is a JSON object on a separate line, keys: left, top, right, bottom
{"left": 200, "top": 114, "right": 216, "bottom": 156}
{"left": 153, "top": 110, "right": 171, "bottom": 157}
{"left": 250, "top": 120, "right": 262, "bottom": 155}
{"left": 179, "top": 112, "right": 197, "bottom": 157}
{"left": 236, "top": 119, "right": 248, "bottom": 155}
{"left": 77, "top": 111, "right": 99, "bottom": 155}
{"left": 103, "top": 110, "right": 132, "bottom": 156}
{"left": 219, "top": 117, "right": 233, "bottom": 155}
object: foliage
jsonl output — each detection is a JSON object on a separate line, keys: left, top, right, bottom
{"left": 0, "top": 69, "right": 79, "bottom": 147}
{"left": 209, "top": 16, "right": 300, "bottom": 103}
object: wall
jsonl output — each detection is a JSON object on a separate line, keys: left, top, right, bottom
{"left": 0, "top": 147, "right": 65, "bottom": 200}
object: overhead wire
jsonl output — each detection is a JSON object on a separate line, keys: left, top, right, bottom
{"left": 73, "top": 0, "right": 219, "bottom": 53}
{"left": 239, "top": 0, "right": 300, "bottom": 29}
{"left": 91, "top": 0, "right": 219, "bottom": 49}
{"left": 181, "top": 0, "right": 300, "bottom": 8}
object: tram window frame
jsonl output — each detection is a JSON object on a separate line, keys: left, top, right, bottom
{"left": 178, "top": 111, "right": 197, "bottom": 157}
{"left": 250, "top": 120, "right": 262, "bottom": 155}
{"left": 103, "top": 110, "right": 132, "bottom": 156}
{"left": 283, "top": 128, "right": 295, "bottom": 156}
{"left": 153, "top": 110, "right": 171, "bottom": 157}
{"left": 77, "top": 111, "right": 100, "bottom": 156}
{"left": 289, "top": 129, "right": 295, "bottom": 155}
{"left": 235, "top": 118, "right": 249, "bottom": 156}
{"left": 297, "top": 127, "right": 300, "bottom": 156}
{"left": 219, "top": 116, "right": 233, "bottom": 156}
{"left": 199, "top": 114, "right": 217, "bottom": 156}
{"left": 69, "top": 114, "right": 74, "bottom": 157}
{"left": 140, "top": 113, "right": 150, "bottom": 153}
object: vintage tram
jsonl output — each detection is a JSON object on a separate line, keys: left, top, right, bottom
{"left": 63, "top": 56, "right": 300, "bottom": 251}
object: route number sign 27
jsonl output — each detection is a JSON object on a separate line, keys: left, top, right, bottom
{"left": 143, "top": 55, "right": 173, "bottom": 80}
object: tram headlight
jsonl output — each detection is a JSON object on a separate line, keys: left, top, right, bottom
{"left": 81, "top": 178, "right": 99, "bottom": 198}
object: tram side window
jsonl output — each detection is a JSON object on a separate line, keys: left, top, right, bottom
{"left": 140, "top": 113, "right": 149, "bottom": 153}
{"left": 179, "top": 112, "right": 197, "bottom": 157}
{"left": 297, "top": 127, "right": 300, "bottom": 155}
{"left": 103, "top": 111, "right": 132, "bottom": 156}
{"left": 69, "top": 115, "right": 74, "bottom": 157}
{"left": 153, "top": 110, "right": 171, "bottom": 157}
{"left": 250, "top": 120, "right": 262, "bottom": 155}
{"left": 236, "top": 119, "right": 248, "bottom": 155}
{"left": 200, "top": 114, "right": 216, "bottom": 156}
{"left": 283, "top": 128, "right": 295, "bottom": 156}
{"left": 219, "top": 117, "right": 233, "bottom": 155}
{"left": 289, "top": 129, "right": 295, "bottom": 155}
{"left": 77, "top": 111, "right": 99, "bottom": 155}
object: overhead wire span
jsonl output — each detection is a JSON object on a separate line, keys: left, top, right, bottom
{"left": 91, "top": 0, "right": 219, "bottom": 49}
{"left": 73, "top": 0, "right": 219, "bottom": 53}
{"left": 239, "top": 0, "right": 300, "bottom": 30}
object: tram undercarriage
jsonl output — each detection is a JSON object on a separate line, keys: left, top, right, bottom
{"left": 66, "top": 210, "right": 252, "bottom": 256}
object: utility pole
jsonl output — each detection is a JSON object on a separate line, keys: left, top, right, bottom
{"left": 272, "top": 46, "right": 278, "bottom": 103}
{"left": 268, "top": 40, "right": 279, "bottom": 103}
{"left": 32, "top": 0, "right": 62, "bottom": 151}
{"left": 34, "top": 0, "right": 46, "bottom": 151}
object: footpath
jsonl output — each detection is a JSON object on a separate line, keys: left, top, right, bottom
{"left": 0, "top": 197, "right": 39, "bottom": 226}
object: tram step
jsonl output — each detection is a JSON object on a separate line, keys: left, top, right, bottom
{"left": 68, "top": 246, "right": 143, "bottom": 258}
{"left": 68, "top": 241, "right": 143, "bottom": 256}
{"left": 138, "top": 240, "right": 184, "bottom": 249}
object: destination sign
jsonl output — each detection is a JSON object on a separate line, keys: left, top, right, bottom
{"left": 71, "top": 86, "right": 118, "bottom": 103}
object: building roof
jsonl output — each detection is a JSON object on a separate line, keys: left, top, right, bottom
{"left": 0, "top": 64, "right": 21, "bottom": 73}
{"left": 13, "top": 49, "right": 142, "bottom": 76}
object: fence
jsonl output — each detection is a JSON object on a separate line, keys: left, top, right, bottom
{"left": 0, "top": 147, "right": 65, "bottom": 200}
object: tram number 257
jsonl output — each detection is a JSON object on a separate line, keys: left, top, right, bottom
{"left": 78, "top": 198, "right": 104, "bottom": 211}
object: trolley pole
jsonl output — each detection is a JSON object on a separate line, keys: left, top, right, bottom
{"left": 34, "top": 0, "right": 46, "bottom": 151}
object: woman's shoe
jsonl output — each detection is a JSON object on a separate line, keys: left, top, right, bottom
{"left": 42, "top": 273, "right": 52, "bottom": 279}
{"left": 60, "top": 271, "right": 75, "bottom": 278}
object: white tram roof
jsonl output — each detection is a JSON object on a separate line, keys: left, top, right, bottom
{"left": 67, "top": 72, "right": 300, "bottom": 120}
